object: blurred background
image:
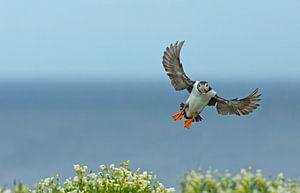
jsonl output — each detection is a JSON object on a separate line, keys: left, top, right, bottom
{"left": 0, "top": 0, "right": 299, "bottom": 189}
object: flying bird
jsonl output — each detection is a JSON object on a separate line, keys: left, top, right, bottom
{"left": 162, "top": 41, "right": 261, "bottom": 129}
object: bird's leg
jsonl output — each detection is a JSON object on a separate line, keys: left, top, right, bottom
{"left": 184, "top": 114, "right": 197, "bottom": 129}
{"left": 193, "top": 114, "right": 203, "bottom": 122}
{"left": 172, "top": 103, "right": 186, "bottom": 121}
{"left": 179, "top": 103, "right": 185, "bottom": 111}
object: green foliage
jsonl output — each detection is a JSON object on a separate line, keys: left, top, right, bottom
{"left": 181, "top": 168, "right": 300, "bottom": 193}
{"left": 2, "top": 164, "right": 300, "bottom": 193}
{"left": 0, "top": 161, "right": 174, "bottom": 193}
{"left": 0, "top": 180, "right": 30, "bottom": 193}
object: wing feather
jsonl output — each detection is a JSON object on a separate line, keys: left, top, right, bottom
{"left": 213, "top": 88, "right": 261, "bottom": 116}
{"left": 162, "top": 41, "right": 195, "bottom": 92}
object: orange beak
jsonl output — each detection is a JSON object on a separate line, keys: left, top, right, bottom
{"left": 200, "top": 84, "right": 205, "bottom": 93}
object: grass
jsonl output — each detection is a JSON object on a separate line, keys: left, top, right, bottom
{"left": 1, "top": 162, "right": 300, "bottom": 193}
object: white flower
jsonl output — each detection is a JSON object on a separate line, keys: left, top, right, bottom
{"left": 73, "top": 176, "right": 79, "bottom": 183}
{"left": 73, "top": 164, "right": 81, "bottom": 172}
{"left": 278, "top": 173, "right": 284, "bottom": 178}
{"left": 240, "top": 168, "right": 247, "bottom": 175}
{"left": 100, "top": 165, "right": 107, "bottom": 171}
{"left": 71, "top": 190, "right": 77, "bottom": 193}
{"left": 44, "top": 177, "right": 54, "bottom": 186}
{"left": 83, "top": 165, "right": 88, "bottom": 172}
{"left": 2, "top": 189, "right": 12, "bottom": 193}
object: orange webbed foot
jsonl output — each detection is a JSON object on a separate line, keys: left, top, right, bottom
{"left": 184, "top": 119, "right": 193, "bottom": 129}
{"left": 172, "top": 112, "right": 183, "bottom": 120}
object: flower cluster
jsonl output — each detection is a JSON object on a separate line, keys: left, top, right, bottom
{"left": 3, "top": 165, "right": 300, "bottom": 193}
{"left": 33, "top": 160, "right": 174, "bottom": 193}
{"left": 181, "top": 167, "right": 300, "bottom": 193}
{"left": 0, "top": 183, "right": 30, "bottom": 193}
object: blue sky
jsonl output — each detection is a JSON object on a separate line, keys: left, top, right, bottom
{"left": 0, "top": 0, "right": 299, "bottom": 81}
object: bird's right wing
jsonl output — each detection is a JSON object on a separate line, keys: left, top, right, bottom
{"left": 162, "top": 41, "right": 195, "bottom": 93}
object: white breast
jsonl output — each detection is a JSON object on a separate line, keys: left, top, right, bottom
{"left": 185, "top": 88, "right": 217, "bottom": 118}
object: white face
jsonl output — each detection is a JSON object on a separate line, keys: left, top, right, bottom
{"left": 197, "top": 81, "right": 210, "bottom": 93}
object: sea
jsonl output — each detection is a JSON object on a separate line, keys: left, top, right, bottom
{"left": 0, "top": 79, "right": 299, "bottom": 190}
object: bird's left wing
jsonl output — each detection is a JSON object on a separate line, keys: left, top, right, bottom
{"left": 162, "top": 41, "right": 195, "bottom": 93}
{"left": 208, "top": 88, "right": 261, "bottom": 116}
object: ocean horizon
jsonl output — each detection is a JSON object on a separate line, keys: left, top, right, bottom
{"left": 0, "top": 79, "right": 299, "bottom": 188}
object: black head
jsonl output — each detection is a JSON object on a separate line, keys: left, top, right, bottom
{"left": 197, "top": 81, "right": 212, "bottom": 94}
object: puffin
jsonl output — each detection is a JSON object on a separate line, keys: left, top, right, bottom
{"left": 162, "top": 41, "right": 261, "bottom": 129}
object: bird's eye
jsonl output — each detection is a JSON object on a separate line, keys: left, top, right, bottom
{"left": 205, "top": 83, "right": 209, "bottom": 88}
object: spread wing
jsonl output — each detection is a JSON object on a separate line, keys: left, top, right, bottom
{"left": 209, "top": 88, "right": 261, "bottom": 116}
{"left": 162, "top": 41, "right": 195, "bottom": 93}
